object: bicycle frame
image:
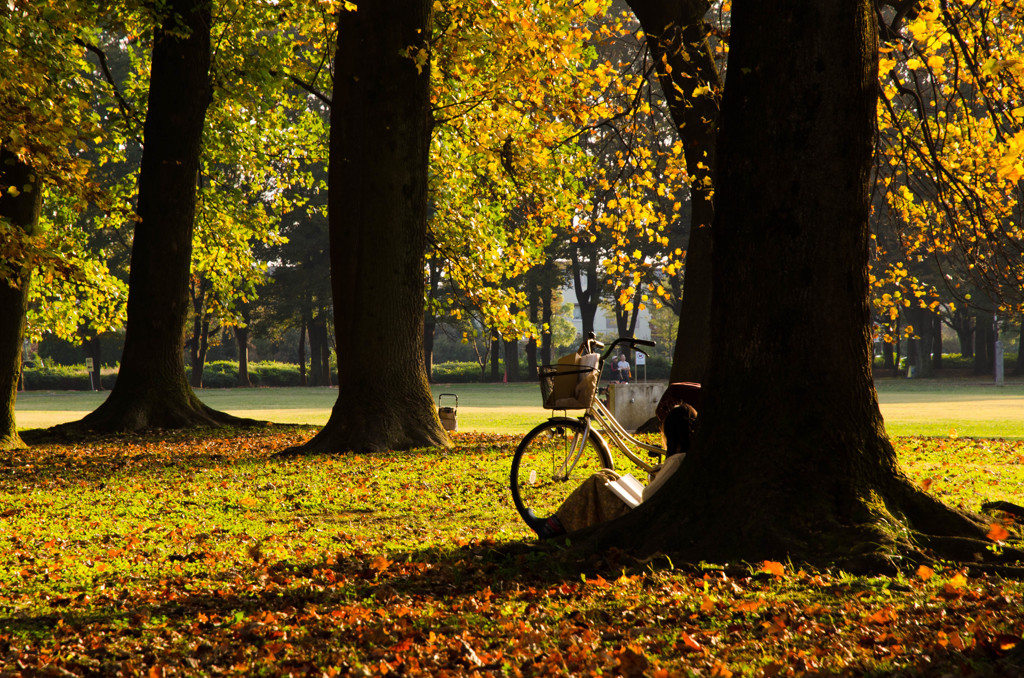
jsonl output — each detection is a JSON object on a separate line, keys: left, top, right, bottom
{"left": 554, "top": 423, "right": 594, "bottom": 479}
{"left": 541, "top": 332, "right": 665, "bottom": 479}
{"left": 584, "top": 397, "right": 662, "bottom": 474}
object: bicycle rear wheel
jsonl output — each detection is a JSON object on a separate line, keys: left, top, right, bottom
{"left": 510, "top": 417, "right": 612, "bottom": 524}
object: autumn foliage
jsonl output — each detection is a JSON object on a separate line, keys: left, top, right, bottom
{"left": 0, "top": 428, "right": 1022, "bottom": 675}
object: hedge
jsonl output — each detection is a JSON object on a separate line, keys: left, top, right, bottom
{"left": 21, "top": 365, "right": 118, "bottom": 391}
{"left": 19, "top": 361, "right": 338, "bottom": 391}
{"left": 428, "top": 354, "right": 673, "bottom": 383}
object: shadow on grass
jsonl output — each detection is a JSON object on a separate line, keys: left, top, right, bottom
{"left": 5, "top": 425, "right": 519, "bottom": 489}
{"left": 2, "top": 538, "right": 1022, "bottom": 676}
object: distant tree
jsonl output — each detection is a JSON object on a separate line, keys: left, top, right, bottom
{"left": 1, "top": 2, "right": 115, "bottom": 446}
{"left": 629, "top": 0, "right": 722, "bottom": 383}
{"left": 0, "top": 151, "right": 42, "bottom": 449}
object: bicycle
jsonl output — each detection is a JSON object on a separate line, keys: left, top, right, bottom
{"left": 509, "top": 333, "right": 665, "bottom": 528}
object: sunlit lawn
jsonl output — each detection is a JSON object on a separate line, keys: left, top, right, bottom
{"left": 16, "top": 377, "right": 1024, "bottom": 438}
{"left": 6, "top": 378, "right": 1024, "bottom": 675}
{"left": 1, "top": 424, "right": 1022, "bottom": 675}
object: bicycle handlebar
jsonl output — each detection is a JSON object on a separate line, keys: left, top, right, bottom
{"left": 580, "top": 332, "right": 656, "bottom": 362}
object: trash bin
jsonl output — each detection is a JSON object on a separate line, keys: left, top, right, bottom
{"left": 438, "top": 393, "right": 458, "bottom": 431}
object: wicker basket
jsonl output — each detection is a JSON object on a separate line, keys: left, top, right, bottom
{"left": 539, "top": 359, "right": 599, "bottom": 410}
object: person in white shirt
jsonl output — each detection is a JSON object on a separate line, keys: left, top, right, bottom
{"left": 528, "top": 403, "right": 698, "bottom": 538}
{"left": 616, "top": 354, "right": 631, "bottom": 383}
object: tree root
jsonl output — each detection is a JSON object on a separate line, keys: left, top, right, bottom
{"left": 982, "top": 501, "right": 1024, "bottom": 520}
{"left": 568, "top": 469, "right": 1024, "bottom": 577}
{"left": 20, "top": 402, "right": 267, "bottom": 445}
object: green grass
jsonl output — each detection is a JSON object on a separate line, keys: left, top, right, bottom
{"left": 17, "top": 378, "right": 1024, "bottom": 438}
{"left": 0, "top": 427, "right": 1022, "bottom": 676}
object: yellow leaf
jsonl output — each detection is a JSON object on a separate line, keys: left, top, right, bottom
{"left": 761, "top": 560, "right": 785, "bottom": 577}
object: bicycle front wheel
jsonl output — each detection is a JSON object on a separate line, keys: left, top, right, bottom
{"left": 510, "top": 418, "right": 612, "bottom": 523}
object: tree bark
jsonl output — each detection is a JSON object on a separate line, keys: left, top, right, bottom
{"left": 489, "top": 329, "right": 500, "bottom": 382}
{"left": 525, "top": 285, "right": 539, "bottom": 379}
{"left": 309, "top": 314, "right": 325, "bottom": 386}
{"left": 908, "top": 305, "right": 934, "bottom": 378}
{"left": 235, "top": 326, "right": 252, "bottom": 387}
{"left": 287, "top": 0, "right": 447, "bottom": 453}
{"left": 504, "top": 337, "right": 520, "bottom": 382}
{"left": 297, "top": 318, "right": 307, "bottom": 387}
{"left": 424, "top": 255, "right": 442, "bottom": 382}
{"left": 0, "top": 149, "right": 42, "bottom": 450}
{"left": 585, "top": 0, "right": 986, "bottom": 566}
{"left": 77, "top": 0, "right": 247, "bottom": 432}
{"left": 974, "top": 313, "right": 994, "bottom": 375}
{"left": 950, "top": 308, "right": 973, "bottom": 358}
{"left": 628, "top": 0, "right": 721, "bottom": 384}
{"left": 320, "top": 321, "right": 332, "bottom": 386}
{"left": 570, "top": 249, "right": 601, "bottom": 339}
{"left": 189, "top": 317, "right": 210, "bottom": 389}
{"left": 187, "top": 277, "right": 209, "bottom": 388}
{"left": 931, "top": 313, "right": 942, "bottom": 370}
{"left": 541, "top": 289, "right": 553, "bottom": 366}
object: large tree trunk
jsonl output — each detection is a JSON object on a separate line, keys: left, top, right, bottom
{"left": 287, "top": 0, "right": 447, "bottom": 453}
{"left": 629, "top": 0, "right": 720, "bottom": 384}
{"left": 0, "top": 149, "right": 42, "bottom": 450}
{"left": 588, "top": 0, "right": 988, "bottom": 567}
{"left": 77, "top": 0, "right": 246, "bottom": 432}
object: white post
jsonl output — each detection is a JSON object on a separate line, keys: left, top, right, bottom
{"left": 994, "top": 314, "right": 1004, "bottom": 387}
{"left": 85, "top": 357, "right": 96, "bottom": 391}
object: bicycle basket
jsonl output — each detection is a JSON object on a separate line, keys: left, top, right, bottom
{"left": 539, "top": 352, "right": 600, "bottom": 409}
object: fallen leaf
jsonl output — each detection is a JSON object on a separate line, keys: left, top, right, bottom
{"left": 987, "top": 523, "right": 1010, "bottom": 542}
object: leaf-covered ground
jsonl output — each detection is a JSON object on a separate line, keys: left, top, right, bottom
{"left": 1, "top": 428, "right": 1023, "bottom": 676}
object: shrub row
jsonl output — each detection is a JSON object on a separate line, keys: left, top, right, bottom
{"left": 428, "top": 354, "right": 674, "bottom": 383}
{"left": 186, "top": 361, "right": 340, "bottom": 388}
{"left": 21, "top": 354, "right": 676, "bottom": 390}
{"left": 20, "top": 361, "right": 338, "bottom": 391}
{"left": 21, "top": 365, "right": 118, "bottom": 391}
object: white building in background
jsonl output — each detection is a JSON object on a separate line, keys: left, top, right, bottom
{"left": 560, "top": 285, "right": 652, "bottom": 341}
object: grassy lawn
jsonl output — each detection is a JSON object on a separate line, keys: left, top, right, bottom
{"left": 16, "top": 377, "right": 1024, "bottom": 437}
{"left": 0, "top": 427, "right": 1022, "bottom": 675}
{"left": 6, "top": 379, "right": 1024, "bottom": 675}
